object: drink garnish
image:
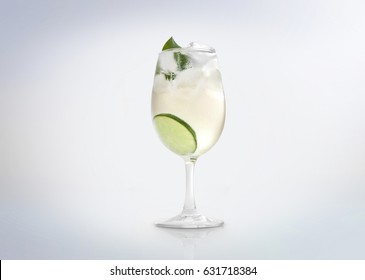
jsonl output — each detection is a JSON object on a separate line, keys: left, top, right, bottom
{"left": 162, "top": 36, "right": 182, "bottom": 50}
{"left": 153, "top": 113, "right": 197, "bottom": 155}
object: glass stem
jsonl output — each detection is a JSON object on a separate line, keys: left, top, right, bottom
{"left": 182, "top": 159, "right": 198, "bottom": 216}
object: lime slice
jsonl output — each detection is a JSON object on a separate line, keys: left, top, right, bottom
{"left": 154, "top": 113, "right": 197, "bottom": 155}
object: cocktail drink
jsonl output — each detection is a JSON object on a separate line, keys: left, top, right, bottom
{"left": 152, "top": 37, "right": 226, "bottom": 228}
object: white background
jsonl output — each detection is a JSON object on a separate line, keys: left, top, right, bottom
{"left": 1, "top": 0, "right": 365, "bottom": 259}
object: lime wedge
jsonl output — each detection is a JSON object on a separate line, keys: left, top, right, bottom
{"left": 154, "top": 114, "right": 197, "bottom": 155}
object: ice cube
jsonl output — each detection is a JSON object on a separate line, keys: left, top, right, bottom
{"left": 174, "top": 67, "right": 204, "bottom": 90}
{"left": 187, "top": 42, "right": 215, "bottom": 53}
{"left": 158, "top": 51, "right": 178, "bottom": 73}
{"left": 181, "top": 42, "right": 217, "bottom": 68}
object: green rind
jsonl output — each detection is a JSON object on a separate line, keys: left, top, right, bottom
{"left": 153, "top": 113, "right": 197, "bottom": 155}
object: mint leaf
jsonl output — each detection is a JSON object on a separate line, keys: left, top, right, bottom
{"left": 164, "top": 71, "right": 176, "bottom": 81}
{"left": 162, "top": 37, "right": 181, "bottom": 50}
{"left": 174, "top": 52, "right": 189, "bottom": 71}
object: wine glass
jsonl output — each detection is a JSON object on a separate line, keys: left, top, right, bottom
{"left": 151, "top": 42, "right": 225, "bottom": 228}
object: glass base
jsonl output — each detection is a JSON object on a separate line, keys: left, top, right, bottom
{"left": 156, "top": 213, "right": 224, "bottom": 229}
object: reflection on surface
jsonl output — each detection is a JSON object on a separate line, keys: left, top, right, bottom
{"left": 157, "top": 227, "right": 223, "bottom": 259}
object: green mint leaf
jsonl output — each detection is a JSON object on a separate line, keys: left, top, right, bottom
{"left": 162, "top": 37, "right": 181, "bottom": 50}
{"left": 174, "top": 52, "right": 190, "bottom": 71}
{"left": 164, "top": 72, "right": 176, "bottom": 81}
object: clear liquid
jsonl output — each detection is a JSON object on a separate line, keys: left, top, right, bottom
{"left": 152, "top": 48, "right": 225, "bottom": 157}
